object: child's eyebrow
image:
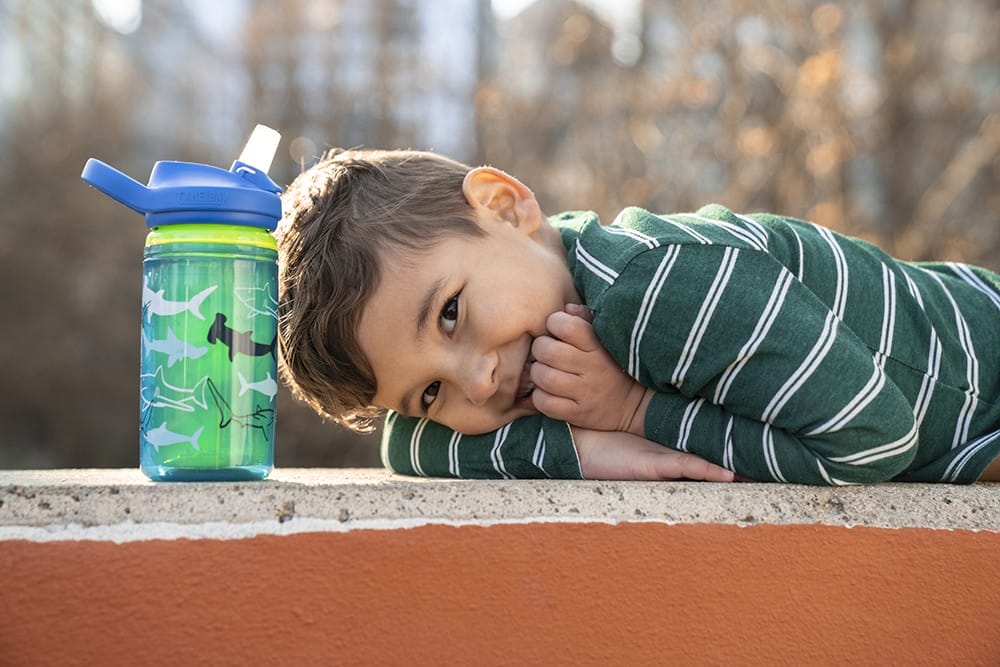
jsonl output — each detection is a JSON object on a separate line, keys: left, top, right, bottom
{"left": 415, "top": 275, "right": 447, "bottom": 341}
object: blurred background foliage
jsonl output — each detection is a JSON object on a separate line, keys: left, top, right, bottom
{"left": 0, "top": 0, "right": 997, "bottom": 469}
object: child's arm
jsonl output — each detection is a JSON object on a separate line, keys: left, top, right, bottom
{"left": 571, "top": 425, "right": 733, "bottom": 481}
{"left": 380, "top": 410, "right": 733, "bottom": 481}
{"left": 380, "top": 411, "right": 581, "bottom": 479}
{"left": 536, "top": 243, "right": 920, "bottom": 485}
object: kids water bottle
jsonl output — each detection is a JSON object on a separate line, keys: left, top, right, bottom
{"left": 81, "top": 126, "right": 283, "bottom": 481}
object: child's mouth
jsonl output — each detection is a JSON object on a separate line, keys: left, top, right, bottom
{"left": 515, "top": 353, "right": 535, "bottom": 408}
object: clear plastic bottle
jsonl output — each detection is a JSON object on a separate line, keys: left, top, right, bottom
{"left": 81, "top": 126, "right": 282, "bottom": 481}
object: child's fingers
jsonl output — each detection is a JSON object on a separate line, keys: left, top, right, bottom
{"left": 530, "top": 361, "right": 585, "bottom": 400}
{"left": 657, "top": 451, "right": 735, "bottom": 482}
{"left": 531, "top": 334, "right": 586, "bottom": 370}
{"left": 545, "top": 310, "right": 600, "bottom": 352}
{"left": 530, "top": 386, "right": 580, "bottom": 422}
{"left": 564, "top": 303, "right": 594, "bottom": 322}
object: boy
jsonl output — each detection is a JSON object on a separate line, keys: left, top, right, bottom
{"left": 276, "top": 148, "right": 1000, "bottom": 484}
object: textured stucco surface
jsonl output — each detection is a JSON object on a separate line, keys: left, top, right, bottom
{"left": 2, "top": 469, "right": 999, "bottom": 665}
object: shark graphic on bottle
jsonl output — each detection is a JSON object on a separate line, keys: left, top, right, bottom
{"left": 143, "top": 276, "right": 217, "bottom": 321}
{"left": 140, "top": 244, "right": 277, "bottom": 478}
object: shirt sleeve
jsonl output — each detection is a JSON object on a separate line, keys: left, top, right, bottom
{"left": 380, "top": 411, "right": 583, "bottom": 479}
{"left": 592, "top": 242, "right": 919, "bottom": 485}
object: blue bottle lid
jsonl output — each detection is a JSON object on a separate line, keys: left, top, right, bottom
{"left": 81, "top": 158, "right": 283, "bottom": 230}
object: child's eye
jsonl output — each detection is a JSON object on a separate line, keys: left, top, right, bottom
{"left": 439, "top": 293, "right": 459, "bottom": 334}
{"left": 420, "top": 293, "right": 459, "bottom": 413}
{"left": 421, "top": 381, "right": 441, "bottom": 410}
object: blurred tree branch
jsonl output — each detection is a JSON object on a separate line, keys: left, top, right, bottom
{"left": 0, "top": 0, "right": 996, "bottom": 468}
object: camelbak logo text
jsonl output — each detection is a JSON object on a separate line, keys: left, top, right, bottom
{"left": 177, "top": 191, "right": 226, "bottom": 206}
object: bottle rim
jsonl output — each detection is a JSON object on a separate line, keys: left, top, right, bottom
{"left": 145, "top": 223, "right": 277, "bottom": 251}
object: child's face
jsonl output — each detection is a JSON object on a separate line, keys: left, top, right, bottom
{"left": 357, "top": 172, "right": 579, "bottom": 435}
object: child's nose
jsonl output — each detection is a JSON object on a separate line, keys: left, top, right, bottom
{"left": 461, "top": 350, "right": 498, "bottom": 406}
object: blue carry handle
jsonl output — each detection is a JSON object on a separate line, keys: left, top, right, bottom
{"left": 81, "top": 158, "right": 282, "bottom": 230}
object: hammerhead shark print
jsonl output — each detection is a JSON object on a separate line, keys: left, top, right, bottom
{"left": 206, "top": 313, "right": 277, "bottom": 361}
{"left": 206, "top": 378, "right": 275, "bottom": 442}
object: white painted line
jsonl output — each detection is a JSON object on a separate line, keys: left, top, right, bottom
{"left": 1, "top": 514, "right": 976, "bottom": 544}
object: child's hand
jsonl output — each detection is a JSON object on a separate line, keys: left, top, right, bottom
{"left": 572, "top": 426, "right": 734, "bottom": 481}
{"left": 530, "top": 304, "right": 651, "bottom": 434}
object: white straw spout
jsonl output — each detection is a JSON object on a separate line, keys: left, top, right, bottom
{"left": 237, "top": 124, "right": 281, "bottom": 174}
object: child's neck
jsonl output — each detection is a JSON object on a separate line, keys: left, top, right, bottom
{"left": 538, "top": 216, "right": 583, "bottom": 305}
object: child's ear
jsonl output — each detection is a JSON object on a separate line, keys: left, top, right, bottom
{"left": 462, "top": 167, "right": 542, "bottom": 233}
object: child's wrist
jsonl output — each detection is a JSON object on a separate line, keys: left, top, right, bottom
{"left": 624, "top": 385, "right": 653, "bottom": 436}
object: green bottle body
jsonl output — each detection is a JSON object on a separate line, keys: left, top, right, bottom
{"left": 140, "top": 224, "right": 277, "bottom": 481}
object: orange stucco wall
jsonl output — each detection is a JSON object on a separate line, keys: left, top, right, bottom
{"left": 2, "top": 522, "right": 998, "bottom": 665}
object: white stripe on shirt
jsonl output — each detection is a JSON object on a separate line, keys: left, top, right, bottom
{"left": 448, "top": 430, "right": 462, "bottom": 477}
{"left": 902, "top": 269, "right": 926, "bottom": 309}
{"left": 792, "top": 229, "right": 806, "bottom": 282}
{"left": 733, "top": 212, "right": 770, "bottom": 249}
{"left": 657, "top": 215, "right": 713, "bottom": 244}
{"left": 672, "top": 247, "right": 739, "bottom": 388}
{"left": 876, "top": 263, "right": 897, "bottom": 368}
{"left": 816, "top": 460, "right": 851, "bottom": 486}
{"left": 723, "top": 416, "right": 735, "bottom": 470}
{"left": 762, "top": 424, "right": 787, "bottom": 483}
{"left": 943, "top": 427, "right": 1000, "bottom": 482}
{"left": 714, "top": 270, "right": 794, "bottom": 404}
{"left": 928, "top": 272, "right": 979, "bottom": 448}
{"left": 602, "top": 223, "right": 660, "bottom": 249}
{"left": 804, "top": 363, "right": 886, "bottom": 436}
{"left": 913, "top": 331, "right": 941, "bottom": 430}
{"left": 531, "top": 429, "right": 550, "bottom": 477}
{"left": 679, "top": 213, "right": 766, "bottom": 251}
{"left": 948, "top": 262, "right": 1000, "bottom": 311}
{"left": 575, "top": 240, "right": 619, "bottom": 285}
{"left": 628, "top": 245, "right": 681, "bottom": 377}
{"left": 828, "top": 422, "right": 918, "bottom": 466}
{"left": 901, "top": 273, "right": 941, "bottom": 431}
{"left": 380, "top": 411, "right": 400, "bottom": 470}
{"left": 816, "top": 225, "right": 849, "bottom": 320}
{"left": 491, "top": 423, "right": 513, "bottom": 479}
{"left": 677, "top": 398, "right": 705, "bottom": 452}
{"left": 410, "top": 418, "right": 429, "bottom": 477}
{"left": 762, "top": 311, "right": 839, "bottom": 423}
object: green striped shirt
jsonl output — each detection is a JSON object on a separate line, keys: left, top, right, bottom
{"left": 381, "top": 205, "right": 1000, "bottom": 484}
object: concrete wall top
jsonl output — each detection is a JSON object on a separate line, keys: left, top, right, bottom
{"left": 2, "top": 469, "right": 997, "bottom": 542}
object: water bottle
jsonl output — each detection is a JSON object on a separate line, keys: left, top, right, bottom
{"left": 81, "top": 126, "right": 283, "bottom": 481}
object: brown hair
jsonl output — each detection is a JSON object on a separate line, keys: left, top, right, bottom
{"left": 276, "top": 148, "right": 484, "bottom": 432}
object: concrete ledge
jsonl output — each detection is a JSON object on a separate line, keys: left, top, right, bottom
{"left": 2, "top": 468, "right": 998, "bottom": 540}
{"left": 4, "top": 469, "right": 1000, "bottom": 665}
